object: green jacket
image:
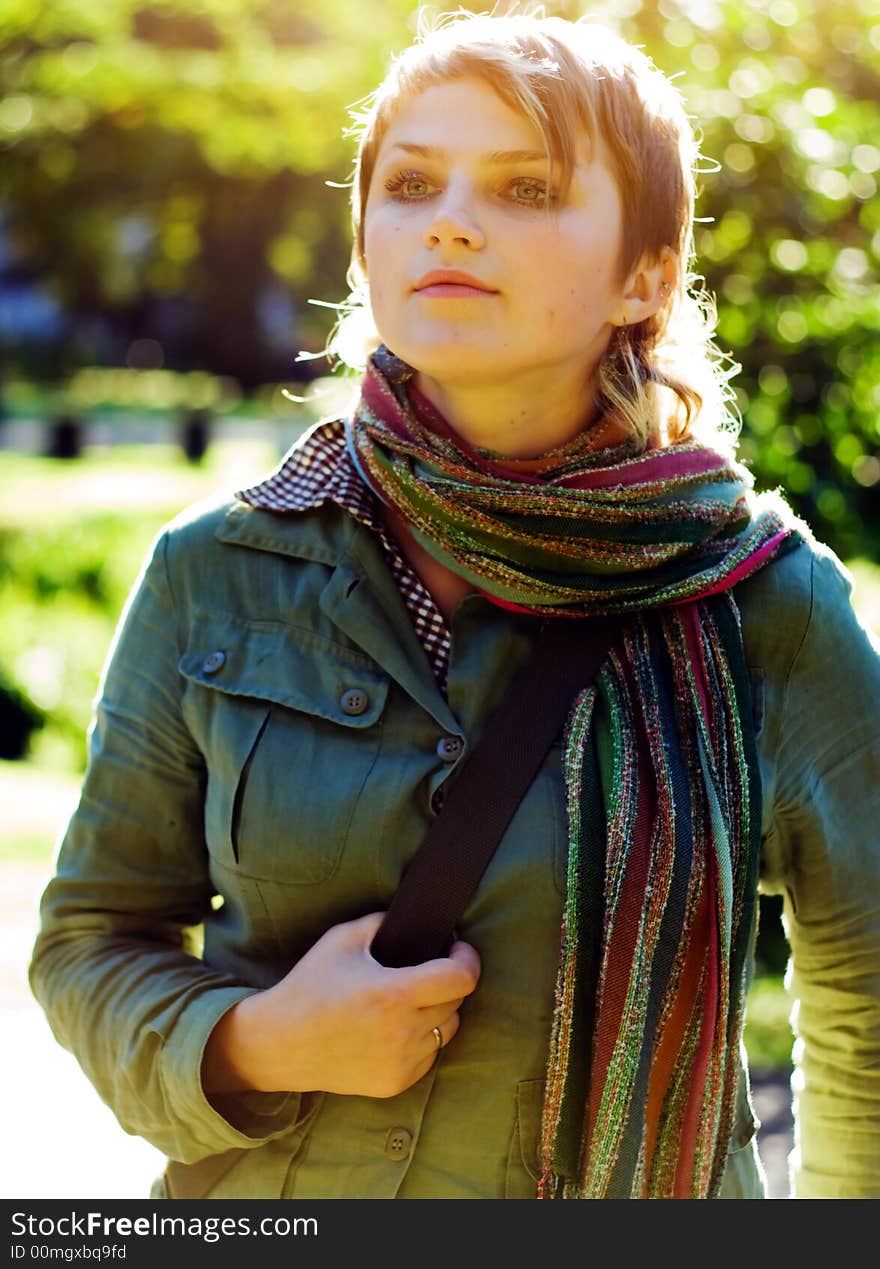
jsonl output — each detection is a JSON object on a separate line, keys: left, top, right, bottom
{"left": 29, "top": 491, "right": 880, "bottom": 1198}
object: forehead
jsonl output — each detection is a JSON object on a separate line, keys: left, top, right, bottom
{"left": 375, "top": 76, "right": 562, "bottom": 164}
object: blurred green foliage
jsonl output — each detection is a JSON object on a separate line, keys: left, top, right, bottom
{"left": 0, "top": 0, "right": 418, "bottom": 385}
{"left": 0, "top": 665, "right": 45, "bottom": 759}
{"left": 601, "top": 0, "right": 880, "bottom": 560}
{"left": 555, "top": 0, "right": 880, "bottom": 558}
{"left": 0, "top": 442, "right": 281, "bottom": 769}
{"left": 743, "top": 973, "right": 794, "bottom": 1070}
{"left": 1, "top": 0, "right": 878, "bottom": 555}
{"left": 0, "top": 505, "right": 168, "bottom": 768}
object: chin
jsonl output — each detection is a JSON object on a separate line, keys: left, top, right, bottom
{"left": 398, "top": 340, "right": 509, "bottom": 385}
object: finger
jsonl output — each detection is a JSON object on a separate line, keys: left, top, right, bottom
{"left": 414, "top": 1004, "right": 463, "bottom": 1051}
{"left": 447, "top": 940, "right": 481, "bottom": 982}
{"left": 318, "top": 911, "right": 388, "bottom": 956}
{"left": 348, "top": 911, "right": 390, "bottom": 943}
{"left": 417, "top": 1013, "right": 461, "bottom": 1073}
{"left": 431, "top": 1011, "right": 461, "bottom": 1052}
{"left": 389, "top": 943, "right": 482, "bottom": 1007}
{"left": 408, "top": 1052, "right": 440, "bottom": 1088}
{"left": 417, "top": 997, "right": 465, "bottom": 1020}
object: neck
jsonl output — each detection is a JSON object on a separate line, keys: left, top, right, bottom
{"left": 380, "top": 502, "right": 475, "bottom": 624}
{"left": 412, "top": 365, "right": 600, "bottom": 461}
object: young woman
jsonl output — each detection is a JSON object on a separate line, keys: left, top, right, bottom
{"left": 30, "top": 11, "right": 880, "bottom": 1199}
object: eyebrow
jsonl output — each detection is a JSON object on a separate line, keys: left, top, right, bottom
{"left": 384, "top": 143, "right": 549, "bottom": 165}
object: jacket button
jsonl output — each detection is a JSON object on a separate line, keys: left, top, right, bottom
{"left": 201, "top": 650, "right": 226, "bottom": 675}
{"left": 340, "top": 687, "right": 369, "bottom": 716}
{"left": 431, "top": 787, "right": 447, "bottom": 814}
{"left": 436, "top": 735, "right": 463, "bottom": 763}
{"left": 384, "top": 1127, "right": 413, "bottom": 1161}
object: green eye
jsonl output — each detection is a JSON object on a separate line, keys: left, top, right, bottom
{"left": 383, "top": 170, "right": 434, "bottom": 201}
{"left": 510, "top": 179, "right": 550, "bottom": 207}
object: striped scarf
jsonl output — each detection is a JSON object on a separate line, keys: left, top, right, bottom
{"left": 347, "top": 348, "right": 799, "bottom": 1198}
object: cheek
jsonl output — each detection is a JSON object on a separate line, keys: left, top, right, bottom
{"left": 530, "top": 272, "right": 602, "bottom": 332}
{"left": 364, "top": 220, "right": 403, "bottom": 288}
{"left": 363, "top": 234, "right": 390, "bottom": 314}
{"left": 548, "top": 244, "right": 618, "bottom": 320}
{"left": 364, "top": 206, "right": 406, "bottom": 251}
{"left": 522, "top": 229, "right": 613, "bottom": 300}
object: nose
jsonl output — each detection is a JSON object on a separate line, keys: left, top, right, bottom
{"left": 423, "top": 191, "right": 485, "bottom": 251}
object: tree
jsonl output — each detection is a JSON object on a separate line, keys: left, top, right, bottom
{"left": 0, "top": 0, "right": 416, "bottom": 386}
{"left": 576, "top": 0, "right": 880, "bottom": 557}
{"left": 1, "top": 0, "right": 878, "bottom": 554}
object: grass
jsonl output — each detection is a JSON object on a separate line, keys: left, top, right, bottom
{"left": 0, "top": 439, "right": 284, "bottom": 772}
{"left": 0, "top": 438, "right": 283, "bottom": 525}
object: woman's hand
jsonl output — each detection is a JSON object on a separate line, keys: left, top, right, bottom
{"left": 202, "top": 911, "right": 481, "bottom": 1099}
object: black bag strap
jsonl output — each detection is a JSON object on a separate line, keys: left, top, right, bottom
{"left": 370, "top": 615, "right": 624, "bottom": 968}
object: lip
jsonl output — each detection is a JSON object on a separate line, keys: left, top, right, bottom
{"left": 413, "top": 269, "right": 498, "bottom": 296}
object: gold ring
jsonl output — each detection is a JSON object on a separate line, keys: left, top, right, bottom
{"left": 432, "top": 1026, "right": 443, "bottom": 1052}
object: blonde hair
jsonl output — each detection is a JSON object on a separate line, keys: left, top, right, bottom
{"left": 330, "top": 7, "right": 737, "bottom": 451}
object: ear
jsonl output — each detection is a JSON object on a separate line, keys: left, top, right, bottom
{"left": 611, "top": 246, "right": 676, "bottom": 327}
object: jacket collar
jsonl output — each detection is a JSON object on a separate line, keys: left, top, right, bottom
{"left": 214, "top": 499, "right": 461, "bottom": 735}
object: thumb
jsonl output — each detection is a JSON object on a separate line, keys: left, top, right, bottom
{"left": 387, "top": 939, "right": 482, "bottom": 1005}
{"left": 446, "top": 939, "right": 482, "bottom": 987}
{"left": 331, "top": 910, "right": 388, "bottom": 950}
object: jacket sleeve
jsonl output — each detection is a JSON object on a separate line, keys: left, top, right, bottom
{"left": 766, "top": 547, "right": 880, "bottom": 1198}
{"left": 28, "top": 527, "right": 303, "bottom": 1163}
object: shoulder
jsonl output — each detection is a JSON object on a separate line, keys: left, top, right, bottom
{"left": 155, "top": 417, "right": 355, "bottom": 567}
{"left": 735, "top": 526, "right": 880, "bottom": 780}
{"left": 737, "top": 524, "right": 880, "bottom": 796}
{"left": 735, "top": 525, "right": 861, "bottom": 676}
{"left": 129, "top": 462, "right": 359, "bottom": 637}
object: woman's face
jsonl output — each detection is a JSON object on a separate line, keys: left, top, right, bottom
{"left": 363, "top": 76, "right": 633, "bottom": 398}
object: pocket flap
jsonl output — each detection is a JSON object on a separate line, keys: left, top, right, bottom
{"left": 178, "top": 611, "right": 389, "bottom": 728}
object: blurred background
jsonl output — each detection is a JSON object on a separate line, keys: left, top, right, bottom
{"left": 2, "top": 0, "right": 879, "bottom": 1198}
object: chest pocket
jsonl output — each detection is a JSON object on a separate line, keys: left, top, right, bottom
{"left": 179, "top": 612, "right": 389, "bottom": 884}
